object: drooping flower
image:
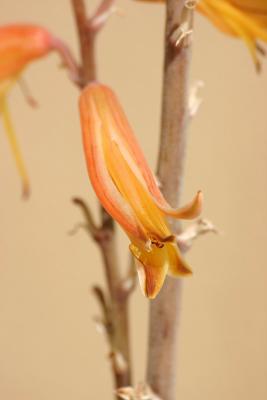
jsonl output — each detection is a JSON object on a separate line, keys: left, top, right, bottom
{"left": 134, "top": 0, "right": 267, "bottom": 70}
{"left": 197, "top": 0, "right": 267, "bottom": 70}
{"left": 0, "top": 24, "right": 77, "bottom": 197}
{"left": 79, "top": 82, "right": 203, "bottom": 299}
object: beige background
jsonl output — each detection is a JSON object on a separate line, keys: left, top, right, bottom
{"left": 1, "top": 0, "right": 267, "bottom": 399}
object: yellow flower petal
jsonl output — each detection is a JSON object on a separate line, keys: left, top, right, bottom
{"left": 80, "top": 85, "right": 142, "bottom": 238}
{"left": 105, "top": 137, "right": 171, "bottom": 241}
{"left": 0, "top": 25, "right": 53, "bottom": 81}
{"left": 205, "top": 0, "right": 267, "bottom": 42}
{"left": 198, "top": 0, "right": 267, "bottom": 69}
{"left": 154, "top": 190, "right": 203, "bottom": 220}
{"left": 130, "top": 239, "right": 191, "bottom": 299}
{"left": 230, "top": 0, "right": 267, "bottom": 15}
{"left": 0, "top": 97, "right": 30, "bottom": 197}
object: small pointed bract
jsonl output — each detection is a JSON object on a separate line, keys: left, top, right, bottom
{"left": 79, "top": 82, "right": 203, "bottom": 299}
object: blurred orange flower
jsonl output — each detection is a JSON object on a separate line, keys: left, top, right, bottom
{"left": 0, "top": 24, "right": 77, "bottom": 197}
{"left": 135, "top": 0, "right": 267, "bottom": 70}
{"left": 79, "top": 82, "right": 203, "bottom": 298}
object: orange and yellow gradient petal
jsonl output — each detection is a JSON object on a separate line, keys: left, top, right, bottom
{"left": 79, "top": 83, "right": 203, "bottom": 298}
{"left": 197, "top": 0, "right": 267, "bottom": 70}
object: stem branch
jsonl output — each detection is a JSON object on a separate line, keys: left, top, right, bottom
{"left": 71, "top": 0, "right": 132, "bottom": 391}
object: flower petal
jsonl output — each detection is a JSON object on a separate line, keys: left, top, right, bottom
{"left": 79, "top": 83, "right": 142, "bottom": 238}
{"left": 197, "top": 0, "right": 267, "bottom": 69}
{"left": 0, "top": 97, "right": 30, "bottom": 197}
{"left": 94, "top": 82, "right": 203, "bottom": 222}
{"left": 166, "top": 242, "right": 192, "bottom": 277}
{"left": 230, "top": 1, "right": 267, "bottom": 15}
{"left": 197, "top": 1, "right": 236, "bottom": 36}
{"left": 105, "top": 135, "right": 171, "bottom": 241}
{"left": 130, "top": 240, "right": 191, "bottom": 299}
{"left": 153, "top": 190, "right": 203, "bottom": 220}
{"left": 198, "top": 0, "right": 267, "bottom": 40}
{"left": 222, "top": 11, "right": 262, "bottom": 70}
{"left": 209, "top": 0, "right": 267, "bottom": 42}
{"left": 94, "top": 82, "right": 168, "bottom": 207}
{"left": 0, "top": 25, "right": 53, "bottom": 81}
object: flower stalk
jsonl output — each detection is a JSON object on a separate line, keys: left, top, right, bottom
{"left": 71, "top": 0, "right": 132, "bottom": 392}
{"left": 146, "top": 0, "right": 194, "bottom": 399}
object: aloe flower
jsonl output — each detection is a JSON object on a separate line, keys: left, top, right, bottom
{"left": 79, "top": 83, "right": 203, "bottom": 299}
{"left": 135, "top": 0, "right": 267, "bottom": 70}
{"left": 0, "top": 24, "right": 77, "bottom": 196}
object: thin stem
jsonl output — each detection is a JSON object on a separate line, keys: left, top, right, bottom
{"left": 72, "top": 0, "right": 96, "bottom": 84}
{"left": 50, "top": 36, "right": 81, "bottom": 85}
{"left": 99, "top": 234, "right": 131, "bottom": 388}
{"left": 71, "top": 0, "right": 132, "bottom": 391}
{"left": 72, "top": 197, "right": 98, "bottom": 236}
{"left": 146, "top": 1, "right": 194, "bottom": 399}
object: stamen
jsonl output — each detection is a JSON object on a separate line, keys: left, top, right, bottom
{"left": 150, "top": 237, "right": 164, "bottom": 249}
{"left": 161, "top": 235, "right": 175, "bottom": 243}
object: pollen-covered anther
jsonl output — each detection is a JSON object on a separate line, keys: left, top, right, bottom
{"left": 147, "top": 235, "right": 175, "bottom": 250}
{"left": 151, "top": 239, "right": 164, "bottom": 249}
{"left": 161, "top": 234, "right": 175, "bottom": 243}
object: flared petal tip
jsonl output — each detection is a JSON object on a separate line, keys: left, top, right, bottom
{"left": 132, "top": 240, "right": 193, "bottom": 299}
{"left": 175, "top": 189, "right": 203, "bottom": 220}
{"left": 157, "top": 189, "right": 203, "bottom": 220}
{"left": 138, "top": 269, "right": 160, "bottom": 299}
{"left": 133, "top": 258, "right": 165, "bottom": 299}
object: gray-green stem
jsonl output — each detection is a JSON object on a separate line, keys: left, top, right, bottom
{"left": 146, "top": 1, "right": 193, "bottom": 399}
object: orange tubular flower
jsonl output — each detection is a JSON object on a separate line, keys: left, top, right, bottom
{"left": 0, "top": 24, "right": 77, "bottom": 197}
{"left": 79, "top": 83, "right": 203, "bottom": 299}
{"left": 135, "top": 0, "right": 267, "bottom": 70}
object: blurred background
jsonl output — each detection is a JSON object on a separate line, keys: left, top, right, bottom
{"left": 1, "top": 0, "right": 267, "bottom": 399}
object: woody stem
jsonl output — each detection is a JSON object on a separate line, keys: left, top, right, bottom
{"left": 146, "top": 1, "right": 193, "bottom": 399}
{"left": 71, "top": 0, "right": 132, "bottom": 392}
